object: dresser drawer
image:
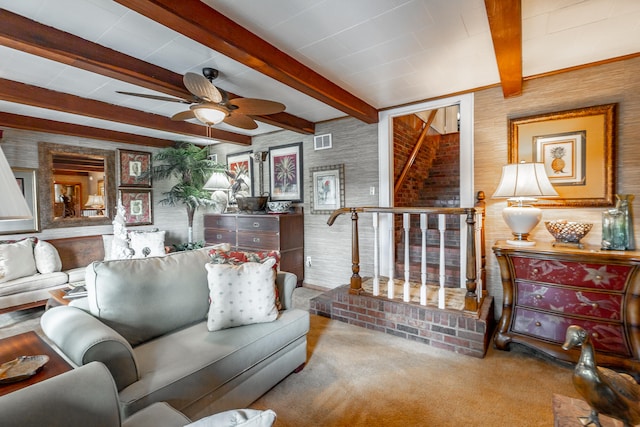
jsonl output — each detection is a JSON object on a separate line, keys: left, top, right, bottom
{"left": 204, "top": 229, "right": 236, "bottom": 245}
{"left": 237, "top": 232, "right": 279, "bottom": 250}
{"left": 237, "top": 216, "right": 279, "bottom": 233}
{"left": 511, "top": 256, "right": 631, "bottom": 291}
{"left": 204, "top": 215, "right": 236, "bottom": 230}
{"left": 516, "top": 281, "right": 623, "bottom": 321}
{"left": 512, "top": 307, "right": 630, "bottom": 356}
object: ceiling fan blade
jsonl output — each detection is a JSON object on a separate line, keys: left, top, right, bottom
{"left": 183, "top": 73, "right": 223, "bottom": 103}
{"left": 228, "top": 98, "right": 285, "bottom": 115}
{"left": 171, "top": 110, "right": 196, "bottom": 121}
{"left": 116, "top": 91, "right": 192, "bottom": 104}
{"left": 223, "top": 113, "right": 258, "bottom": 130}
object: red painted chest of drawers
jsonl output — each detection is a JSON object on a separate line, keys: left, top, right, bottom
{"left": 493, "top": 241, "right": 640, "bottom": 374}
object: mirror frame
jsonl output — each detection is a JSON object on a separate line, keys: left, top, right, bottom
{"left": 38, "top": 142, "right": 116, "bottom": 229}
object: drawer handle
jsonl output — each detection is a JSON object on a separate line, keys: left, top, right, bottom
{"left": 534, "top": 294, "right": 543, "bottom": 300}
{"left": 253, "top": 237, "right": 261, "bottom": 243}
{"left": 216, "top": 234, "right": 222, "bottom": 239}
{"left": 535, "top": 321, "right": 541, "bottom": 327}
{"left": 532, "top": 268, "right": 539, "bottom": 274}
{"left": 253, "top": 222, "right": 260, "bottom": 228}
{"left": 595, "top": 275, "right": 603, "bottom": 281}
{"left": 592, "top": 332, "right": 599, "bottom": 339}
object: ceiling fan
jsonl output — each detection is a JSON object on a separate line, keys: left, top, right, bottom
{"left": 117, "top": 67, "right": 285, "bottom": 130}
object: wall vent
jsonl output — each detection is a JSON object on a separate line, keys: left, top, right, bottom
{"left": 314, "top": 133, "right": 332, "bottom": 150}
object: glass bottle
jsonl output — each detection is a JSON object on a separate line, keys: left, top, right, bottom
{"left": 602, "top": 194, "right": 634, "bottom": 250}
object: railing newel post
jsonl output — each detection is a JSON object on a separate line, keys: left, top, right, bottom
{"left": 349, "top": 208, "right": 362, "bottom": 295}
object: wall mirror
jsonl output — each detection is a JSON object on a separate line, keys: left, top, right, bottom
{"left": 38, "top": 142, "right": 116, "bottom": 229}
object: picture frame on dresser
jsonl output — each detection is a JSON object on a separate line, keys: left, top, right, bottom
{"left": 269, "top": 142, "right": 303, "bottom": 202}
{"left": 119, "top": 189, "right": 152, "bottom": 225}
{"left": 508, "top": 103, "right": 616, "bottom": 207}
{"left": 118, "top": 149, "right": 151, "bottom": 188}
{"left": 0, "top": 168, "right": 39, "bottom": 234}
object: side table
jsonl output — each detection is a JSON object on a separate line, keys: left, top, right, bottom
{"left": 46, "top": 288, "right": 70, "bottom": 310}
{"left": 0, "top": 331, "right": 72, "bottom": 396}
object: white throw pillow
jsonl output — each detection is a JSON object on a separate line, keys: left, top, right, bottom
{"left": 129, "top": 230, "right": 166, "bottom": 258}
{"left": 184, "top": 409, "right": 276, "bottom": 427}
{"left": 33, "top": 240, "right": 62, "bottom": 274}
{"left": 205, "top": 258, "right": 278, "bottom": 332}
{"left": 0, "top": 239, "right": 37, "bottom": 284}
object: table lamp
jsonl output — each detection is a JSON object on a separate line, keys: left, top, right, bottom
{"left": 0, "top": 146, "right": 32, "bottom": 220}
{"left": 204, "top": 170, "right": 231, "bottom": 213}
{"left": 493, "top": 162, "right": 558, "bottom": 246}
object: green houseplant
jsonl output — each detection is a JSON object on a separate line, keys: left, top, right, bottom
{"left": 151, "top": 142, "right": 224, "bottom": 244}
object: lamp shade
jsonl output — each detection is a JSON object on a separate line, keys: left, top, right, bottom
{"left": 492, "top": 162, "right": 558, "bottom": 200}
{"left": 203, "top": 171, "right": 230, "bottom": 191}
{"left": 191, "top": 104, "right": 227, "bottom": 126}
{"left": 85, "top": 194, "right": 104, "bottom": 207}
{"left": 0, "top": 146, "right": 32, "bottom": 220}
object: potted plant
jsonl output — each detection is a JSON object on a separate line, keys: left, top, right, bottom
{"left": 151, "top": 142, "right": 224, "bottom": 244}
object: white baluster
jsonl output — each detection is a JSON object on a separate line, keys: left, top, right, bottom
{"left": 388, "top": 217, "right": 395, "bottom": 300}
{"left": 403, "top": 213, "right": 410, "bottom": 302}
{"left": 438, "top": 214, "right": 446, "bottom": 309}
{"left": 420, "top": 213, "right": 427, "bottom": 306}
{"left": 372, "top": 212, "right": 380, "bottom": 296}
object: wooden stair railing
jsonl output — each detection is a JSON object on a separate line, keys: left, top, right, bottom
{"left": 327, "top": 204, "right": 485, "bottom": 313}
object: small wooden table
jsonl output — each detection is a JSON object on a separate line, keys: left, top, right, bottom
{"left": 0, "top": 331, "right": 72, "bottom": 396}
{"left": 47, "top": 288, "right": 70, "bottom": 309}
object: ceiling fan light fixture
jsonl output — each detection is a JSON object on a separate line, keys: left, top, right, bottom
{"left": 191, "top": 104, "right": 227, "bottom": 126}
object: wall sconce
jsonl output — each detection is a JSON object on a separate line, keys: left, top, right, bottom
{"left": 493, "top": 162, "right": 558, "bottom": 246}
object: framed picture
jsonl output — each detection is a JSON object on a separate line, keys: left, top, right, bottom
{"left": 118, "top": 149, "right": 151, "bottom": 187}
{"left": 533, "top": 131, "right": 586, "bottom": 185}
{"left": 0, "top": 168, "right": 39, "bottom": 234}
{"left": 226, "top": 150, "right": 253, "bottom": 203}
{"left": 269, "top": 142, "right": 303, "bottom": 202}
{"left": 310, "top": 164, "right": 345, "bottom": 214}
{"left": 119, "top": 189, "right": 152, "bottom": 225}
{"left": 509, "top": 103, "right": 615, "bottom": 207}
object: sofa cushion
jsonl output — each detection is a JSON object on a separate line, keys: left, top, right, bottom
{"left": 0, "top": 238, "right": 37, "bottom": 284}
{"left": 185, "top": 409, "right": 276, "bottom": 427}
{"left": 129, "top": 230, "right": 165, "bottom": 259}
{"left": 0, "top": 272, "right": 68, "bottom": 297}
{"left": 205, "top": 259, "right": 278, "bottom": 332}
{"left": 34, "top": 240, "right": 63, "bottom": 274}
{"left": 85, "top": 247, "right": 212, "bottom": 346}
{"left": 208, "top": 249, "right": 281, "bottom": 310}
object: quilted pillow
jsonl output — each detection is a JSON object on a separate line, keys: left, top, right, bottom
{"left": 34, "top": 240, "right": 63, "bottom": 274}
{"left": 0, "top": 238, "right": 37, "bottom": 284}
{"left": 129, "top": 230, "right": 165, "bottom": 258}
{"left": 208, "top": 249, "right": 281, "bottom": 309}
{"left": 205, "top": 258, "right": 278, "bottom": 332}
{"left": 185, "top": 409, "right": 276, "bottom": 427}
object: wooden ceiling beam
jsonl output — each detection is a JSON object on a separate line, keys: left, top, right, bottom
{"left": 0, "top": 78, "right": 251, "bottom": 145}
{"left": 114, "top": 0, "right": 379, "bottom": 124}
{"left": 485, "top": 0, "right": 523, "bottom": 98}
{"left": 0, "top": 9, "right": 313, "bottom": 134}
{"left": 0, "top": 112, "right": 176, "bottom": 148}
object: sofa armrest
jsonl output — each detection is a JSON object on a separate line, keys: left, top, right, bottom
{"left": 41, "top": 306, "right": 139, "bottom": 391}
{"left": 276, "top": 271, "right": 297, "bottom": 310}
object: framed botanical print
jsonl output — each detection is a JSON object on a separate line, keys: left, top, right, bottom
{"left": 226, "top": 150, "right": 253, "bottom": 202}
{"left": 269, "top": 142, "right": 303, "bottom": 202}
{"left": 118, "top": 149, "right": 151, "bottom": 188}
{"left": 310, "top": 164, "right": 345, "bottom": 214}
{"left": 119, "top": 189, "right": 152, "bottom": 225}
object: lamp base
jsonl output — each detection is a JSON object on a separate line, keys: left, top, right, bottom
{"left": 506, "top": 238, "right": 536, "bottom": 247}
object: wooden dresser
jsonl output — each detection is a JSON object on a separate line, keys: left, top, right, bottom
{"left": 204, "top": 212, "right": 304, "bottom": 283}
{"left": 493, "top": 241, "right": 640, "bottom": 374}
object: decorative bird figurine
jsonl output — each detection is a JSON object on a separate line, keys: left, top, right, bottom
{"left": 562, "top": 325, "right": 640, "bottom": 427}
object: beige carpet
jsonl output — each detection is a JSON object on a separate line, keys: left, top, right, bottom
{"left": 361, "top": 276, "right": 466, "bottom": 310}
{"left": 251, "top": 314, "right": 580, "bottom": 427}
{"left": 0, "top": 306, "right": 582, "bottom": 426}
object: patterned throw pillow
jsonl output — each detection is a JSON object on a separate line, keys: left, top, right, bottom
{"left": 205, "top": 258, "right": 278, "bottom": 331}
{"left": 208, "top": 249, "right": 281, "bottom": 309}
{"left": 128, "top": 230, "right": 166, "bottom": 258}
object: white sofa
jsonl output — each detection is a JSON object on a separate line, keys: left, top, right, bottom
{"left": 41, "top": 247, "right": 310, "bottom": 420}
{"left": 0, "top": 231, "right": 168, "bottom": 314}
